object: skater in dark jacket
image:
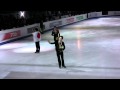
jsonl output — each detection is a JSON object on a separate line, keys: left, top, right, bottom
{"left": 48, "top": 36, "right": 66, "bottom": 68}
{"left": 51, "top": 26, "right": 60, "bottom": 43}
{"left": 51, "top": 26, "right": 61, "bottom": 58}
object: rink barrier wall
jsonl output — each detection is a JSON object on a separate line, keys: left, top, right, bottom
{"left": 0, "top": 11, "right": 120, "bottom": 45}
{"left": 87, "top": 11, "right": 120, "bottom": 18}
{"left": 0, "top": 35, "right": 32, "bottom": 45}
{"left": 43, "top": 14, "right": 87, "bottom": 31}
{"left": 43, "top": 11, "right": 120, "bottom": 32}
{"left": 0, "top": 23, "right": 40, "bottom": 45}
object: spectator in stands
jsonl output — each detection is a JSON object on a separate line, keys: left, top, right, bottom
{"left": 40, "top": 20, "right": 44, "bottom": 33}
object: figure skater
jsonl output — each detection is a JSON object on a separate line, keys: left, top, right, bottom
{"left": 48, "top": 36, "right": 66, "bottom": 68}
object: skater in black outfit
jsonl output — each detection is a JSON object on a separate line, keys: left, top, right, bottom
{"left": 52, "top": 26, "right": 60, "bottom": 41}
{"left": 48, "top": 36, "right": 66, "bottom": 68}
{"left": 51, "top": 26, "right": 60, "bottom": 50}
{"left": 51, "top": 26, "right": 61, "bottom": 53}
{"left": 51, "top": 26, "right": 63, "bottom": 68}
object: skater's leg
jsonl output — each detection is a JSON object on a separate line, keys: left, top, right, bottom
{"left": 56, "top": 51, "right": 61, "bottom": 68}
{"left": 61, "top": 52, "right": 66, "bottom": 68}
{"left": 35, "top": 42, "right": 38, "bottom": 53}
{"left": 37, "top": 42, "right": 40, "bottom": 52}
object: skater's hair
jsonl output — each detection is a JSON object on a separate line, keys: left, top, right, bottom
{"left": 54, "top": 26, "right": 59, "bottom": 33}
{"left": 54, "top": 26, "right": 59, "bottom": 29}
{"left": 35, "top": 28, "right": 38, "bottom": 31}
{"left": 60, "top": 36, "right": 63, "bottom": 39}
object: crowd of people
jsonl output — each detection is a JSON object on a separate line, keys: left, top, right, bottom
{"left": 0, "top": 11, "right": 91, "bottom": 31}
{"left": 0, "top": 15, "right": 27, "bottom": 30}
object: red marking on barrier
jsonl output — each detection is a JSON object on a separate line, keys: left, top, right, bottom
{"left": 2, "top": 30, "right": 21, "bottom": 41}
{"left": 66, "top": 18, "right": 74, "bottom": 24}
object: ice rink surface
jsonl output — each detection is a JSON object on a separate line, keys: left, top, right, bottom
{"left": 1, "top": 17, "right": 120, "bottom": 79}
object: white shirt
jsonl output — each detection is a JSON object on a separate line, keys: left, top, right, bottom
{"left": 32, "top": 31, "right": 41, "bottom": 42}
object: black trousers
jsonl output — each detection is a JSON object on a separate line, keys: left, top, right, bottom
{"left": 35, "top": 42, "right": 40, "bottom": 52}
{"left": 56, "top": 50, "right": 65, "bottom": 67}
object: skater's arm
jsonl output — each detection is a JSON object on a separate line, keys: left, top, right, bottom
{"left": 58, "top": 33, "right": 60, "bottom": 37}
{"left": 51, "top": 31, "right": 54, "bottom": 36}
{"left": 48, "top": 40, "right": 55, "bottom": 44}
{"left": 63, "top": 42, "right": 65, "bottom": 50}
{"left": 50, "top": 42, "right": 55, "bottom": 44}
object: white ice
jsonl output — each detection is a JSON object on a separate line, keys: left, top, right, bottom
{"left": 1, "top": 17, "right": 120, "bottom": 79}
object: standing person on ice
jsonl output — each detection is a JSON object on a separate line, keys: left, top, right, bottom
{"left": 51, "top": 26, "right": 60, "bottom": 43}
{"left": 32, "top": 28, "right": 41, "bottom": 53}
{"left": 48, "top": 36, "right": 66, "bottom": 68}
{"left": 51, "top": 26, "right": 60, "bottom": 56}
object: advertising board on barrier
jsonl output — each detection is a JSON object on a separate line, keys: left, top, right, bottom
{"left": 66, "top": 17, "right": 74, "bottom": 24}
{"left": 2, "top": 30, "right": 21, "bottom": 41}
{"left": 76, "top": 15, "right": 84, "bottom": 21}
{"left": 88, "top": 12, "right": 97, "bottom": 18}
{"left": 49, "top": 21, "right": 62, "bottom": 28}
{"left": 108, "top": 11, "right": 115, "bottom": 16}
{"left": 114, "top": 11, "right": 120, "bottom": 15}
{"left": 96, "top": 12, "right": 102, "bottom": 17}
{"left": 27, "top": 26, "right": 39, "bottom": 34}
